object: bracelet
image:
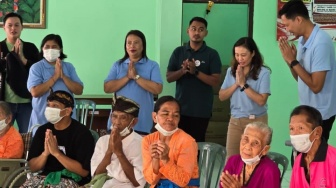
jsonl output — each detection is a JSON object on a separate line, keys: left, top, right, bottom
{"left": 290, "top": 60, "right": 299, "bottom": 68}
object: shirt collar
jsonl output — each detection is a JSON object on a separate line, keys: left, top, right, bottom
{"left": 300, "top": 138, "right": 328, "bottom": 167}
{"left": 185, "top": 41, "right": 207, "bottom": 53}
{"left": 122, "top": 129, "right": 136, "bottom": 148}
{"left": 300, "top": 25, "right": 319, "bottom": 51}
{"left": 123, "top": 58, "right": 146, "bottom": 64}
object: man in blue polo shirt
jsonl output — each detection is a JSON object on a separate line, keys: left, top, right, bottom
{"left": 278, "top": 0, "right": 336, "bottom": 142}
{"left": 166, "top": 17, "right": 222, "bottom": 142}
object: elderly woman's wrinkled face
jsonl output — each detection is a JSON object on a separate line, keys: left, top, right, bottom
{"left": 126, "top": 34, "right": 143, "bottom": 59}
{"left": 154, "top": 101, "right": 180, "bottom": 131}
{"left": 240, "top": 127, "right": 265, "bottom": 159}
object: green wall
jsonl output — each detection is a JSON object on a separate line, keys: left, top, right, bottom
{"left": 182, "top": 3, "right": 248, "bottom": 65}
{"left": 18, "top": 0, "right": 162, "bottom": 95}
{"left": 11, "top": 0, "right": 336, "bottom": 166}
{"left": 254, "top": 0, "right": 336, "bottom": 165}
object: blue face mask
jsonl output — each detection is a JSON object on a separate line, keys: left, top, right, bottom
{"left": 0, "top": 118, "right": 8, "bottom": 132}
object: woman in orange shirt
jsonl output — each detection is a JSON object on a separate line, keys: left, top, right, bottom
{"left": 142, "top": 96, "right": 199, "bottom": 188}
{"left": 0, "top": 101, "right": 24, "bottom": 158}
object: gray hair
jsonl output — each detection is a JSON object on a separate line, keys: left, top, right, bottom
{"left": 243, "top": 121, "right": 273, "bottom": 145}
{"left": 0, "top": 101, "right": 12, "bottom": 117}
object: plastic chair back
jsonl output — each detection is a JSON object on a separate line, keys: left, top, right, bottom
{"left": 197, "top": 142, "right": 226, "bottom": 188}
{"left": 75, "top": 99, "right": 96, "bottom": 130}
{"left": 267, "top": 151, "right": 289, "bottom": 183}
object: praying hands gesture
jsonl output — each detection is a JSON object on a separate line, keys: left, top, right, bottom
{"left": 127, "top": 61, "right": 138, "bottom": 79}
{"left": 278, "top": 36, "right": 297, "bottom": 64}
{"left": 235, "top": 65, "right": 245, "bottom": 87}
{"left": 109, "top": 126, "right": 123, "bottom": 156}
{"left": 220, "top": 171, "right": 241, "bottom": 188}
{"left": 12, "top": 38, "right": 27, "bottom": 65}
{"left": 53, "top": 58, "right": 63, "bottom": 80}
{"left": 44, "top": 129, "right": 61, "bottom": 157}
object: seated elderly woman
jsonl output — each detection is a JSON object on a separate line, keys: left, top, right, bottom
{"left": 219, "top": 122, "right": 280, "bottom": 188}
{"left": 0, "top": 101, "right": 24, "bottom": 158}
{"left": 142, "top": 96, "right": 199, "bottom": 188}
{"left": 289, "top": 105, "right": 336, "bottom": 187}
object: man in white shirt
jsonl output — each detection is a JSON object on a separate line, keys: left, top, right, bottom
{"left": 90, "top": 95, "right": 145, "bottom": 188}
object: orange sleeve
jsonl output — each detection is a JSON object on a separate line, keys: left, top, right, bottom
{"left": 0, "top": 127, "right": 24, "bottom": 159}
{"left": 142, "top": 134, "right": 161, "bottom": 186}
{"left": 159, "top": 137, "right": 198, "bottom": 187}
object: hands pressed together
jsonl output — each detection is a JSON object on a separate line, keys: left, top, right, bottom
{"left": 150, "top": 140, "right": 170, "bottom": 162}
{"left": 220, "top": 170, "right": 241, "bottom": 188}
{"left": 127, "top": 61, "right": 138, "bottom": 79}
{"left": 107, "top": 126, "right": 123, "bottom": 156}
{"left": 181, "top": 58, "right": 197, "bottom": 75}
{"left": 278, "top": 36, "right": 297, "bottom": 64}
{"left": 235, "top": 65, "right": 245, "bottom": 87}
{"left": 42, "top": 129, "right": 61, "bottom": 157}
{"left": 12, "top": 38, "right": 27, "bottom": 64}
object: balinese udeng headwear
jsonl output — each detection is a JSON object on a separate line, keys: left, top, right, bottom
{"left": 47, "top": 88, "right": 74, "bottom": 109}
{"left": 112, "top": 95, "right": 140, "bottom": 117}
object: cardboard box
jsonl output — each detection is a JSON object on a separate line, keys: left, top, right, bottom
{"left": 211, "top": 95, "right": 230, "bottom": 122}
{"left": 213, "top": 65, "right": 230, "bottom": 95}
{"left": 205, "top": 121, "right": 228, "bottom": 146}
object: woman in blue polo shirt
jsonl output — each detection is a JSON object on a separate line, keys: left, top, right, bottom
{"left": 219, "top": 37, "right": 271, "bottom": 159}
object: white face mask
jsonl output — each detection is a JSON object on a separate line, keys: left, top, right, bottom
{"left": 44, "top": 107, "right": 65, "bottom": 124}
{"left": 154, "top": 117, "right": 178, "bottom": 137}
{"left": 119, "top": 118, "right": 134, "bottom": 136}
{"left": 290, "top": 129, "right": 316, "bottom": 153}
{"left": 0, "top": 118, "right": 8, "bottom": 133}
{"left": 241, "top": 147, "right": 265, "bottom": 165}
{"left": 43, "top": 49, "right": 60, "bottom": 62}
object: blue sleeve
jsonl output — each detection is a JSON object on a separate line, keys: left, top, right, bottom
{"left": 150, "top": 62, "right": 163, "bottom": 84}
{"left": 221, "top": 68, "right": 233, "bottom": 89}
{"left": 104, "top": 62, "right": 119, "bottom": 83}
{"left": 311, "top": 44, "right": 332, "bottom": 72}
{"left": 258, "top": 68, "right": 271, "bottom": 95}
{"left": 27, "top": 62, "right": 44, "bottom": 90}
{"left": 64, "top": 62, "right": 83, "bottom": 86}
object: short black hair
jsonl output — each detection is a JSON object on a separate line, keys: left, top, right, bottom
{"left": 39, "top": 34, "right": 67, "bottom": 60}
{"left": 189, "top": 17, "right": 208, "bottom": 28}
{"left": 3, "top": 12, "right": 23, "bottom": 25}
{"left": 154, "top": 96, "right": 180, "bottom": 113}
{"left": 278, "top": 0, "right": 309, "bottom": 20}
{"left": 290, "top": 105, "right": 322, "bottom": 130}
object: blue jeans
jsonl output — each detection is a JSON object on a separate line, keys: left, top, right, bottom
{"left": 8, "top": 102, "right": 32, "bottom": 133}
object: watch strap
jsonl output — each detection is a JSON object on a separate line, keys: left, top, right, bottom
{"left": 240, "top": 83, "right": 249, "bottom": 92}
{"left": 290, "top": 60, "right": 299, "bottom": 68}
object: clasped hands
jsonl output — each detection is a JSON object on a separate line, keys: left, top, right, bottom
{"left": 219, "top": 170, "right": 241, "bottom": 188}
{"left": 278, "top": 36, "right": 297, "bottom": 65}
{"left": 107, "top": 126, "right": 123, "bottom": 156}
{"left": 11, "top": 38, "right": 27, "bottom": 64}
{"left": 181, "top": 58, "right": 196, "bottom": 75}
{"left": 235, "top": 65, "right": 246, "bottom": 88}
{"left": 127, "top": 61, "right": 138, "bottom": 80}
{"left": 42, "top": 129, "right": 62, "bottom": 157}
{"left": 150, "top": 140, "right": 170, "bottom": 162}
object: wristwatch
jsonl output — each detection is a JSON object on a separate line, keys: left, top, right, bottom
{"left": 290, "top": 60, "right": 299, "bottom": 68}
{"left": 134, "top": 75, "right": 140, "bottom": 80}
{"left": 240, "top": 83, "right": 249, "bottom": 92}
